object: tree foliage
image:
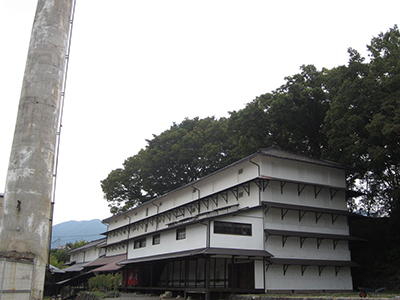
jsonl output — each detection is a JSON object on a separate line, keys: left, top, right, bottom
{"left": 50, "top": 240, "right": 88, "bottom": 269}
{"left": 101, "top": 117, "right": 233, "bottom": 214}
{"left": 88, "top": 273, "right": 122, "bottom": 292}
{"left": 324, "top": 25, "right": 400, "bottom": 216}
{"left": 102, "top": 26, "right": 400, "bottom": 217}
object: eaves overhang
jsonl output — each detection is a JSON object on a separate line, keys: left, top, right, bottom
{"left": 118, "top": 247, "right": 272, "bottom": 265}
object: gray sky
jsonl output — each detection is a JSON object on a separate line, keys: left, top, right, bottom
{"left": 0, "top": 0, "right": 399, "bottom": 225}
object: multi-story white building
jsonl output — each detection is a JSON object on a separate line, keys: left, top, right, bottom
{"left": 102, "top": 147, "right": 363, "bottom": 298}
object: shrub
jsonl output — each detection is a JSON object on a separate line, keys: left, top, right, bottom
{"left": 88, "top": 273, "right": 122, "bottom": 292}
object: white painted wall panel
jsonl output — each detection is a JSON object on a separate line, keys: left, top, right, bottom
{"left": 259, "top": 157, "right": 346, "bottom": 188}
{"left": 265, "top": 265, "right": 353, "bottom": 291}
{"left": 84, "top": 248, "right": 99, "bottom": 262}
{"left": 254, "top": 260, "right": 264, "bottom": 289}
{"left": 264, "top": 208, "right": 350, "bottom": 235}
{"left": 265, "top": 236, "right": 350, "bottom": 260}
{"left": 210, "top": 212, "right": 264, "bottom": 250}
{"left": 127, "top": 224, "right": 207, "bottom": 260}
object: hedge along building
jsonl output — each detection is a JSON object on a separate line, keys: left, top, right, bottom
{"left": 0, "top": 1, "right": 74, "bottom": 299}
{"left": 102, "top": 147, "right": 364, "bottom": 299}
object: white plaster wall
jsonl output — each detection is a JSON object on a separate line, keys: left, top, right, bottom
{"left": 210, "top": 211, "right": 264, "bottom": 250}
{"left": 237, "top": 184, "right": 260, "bottom": 209}
{"left": 265, "top": 265, "right": 353, "bottom": 291}
{"left": 264, "top": 206, "right": 351, "bottom": 261}
{"left": 266, "top": 235, "right": 350, "bottom": 260}
{"left": 254, "top": 260, "right": 264, "bottom": 289}
{"left": 84, "top": 248, "right": 99, "bottom": 262}
{"left": 265, "top": 208, "right": 349, "bottom": 235}
{"left": 107, "top": 215, "right": 130, "bottom": 231}
{"left": 106, "top": 246, "right": 126, "bottom": 256}
{"left": 127, "top": 224, "right": 207, "bottom": 260}
{"left": 104, "top": 161, "right": 262, "bottom": 238}
{"left": 70, "top": 251, "right": 84, "bottom": 263}
{"left": 107, "top": 230, "right": 129, "bottom": 244}
{"left": 262, "top": 182, "right": 348, "bottom": 211}
{"left": 258, "top": 157, "right": 346, "bottom": 188}
{"left": 194, "top": 161, "right": 259, "bottom": 197}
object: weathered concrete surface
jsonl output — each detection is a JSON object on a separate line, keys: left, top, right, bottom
{"left": 0, "top": 0, "right": 72, "bottom": 299}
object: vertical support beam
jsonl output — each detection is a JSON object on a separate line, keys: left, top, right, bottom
{"left": 224, "top": 258, "right": 227, "bottom": 289}
{"left": 195, "top": 259, "right": 198, "bottom": 288}
{"left": 166, "top": 262, "right": 170, "bottom": 287}
{"left": 0, "top": 1, "right": 73, "bottom": 299}
{"left": 172, "top": 261, "right": 175, "bottom": 287}
{"left": 179, "top": 260, "right": 182, "bottom": 288}
{"left": 205, "top": 256, "right": 211, "bottom": 300}
{"left": 213, "top": 258, "right": 216, "bottom": 288}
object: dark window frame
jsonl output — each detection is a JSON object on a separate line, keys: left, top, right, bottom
{"left": 152, "top": 234, "right": 160, "bottom": 245}
{"left": 176, "top": 227, "right": 186, "bottom": 240}
{"left": 134, "top": 237, "right": 146, "bottom": 249}
{"left": 214, "top": 221, "right": 252, "bottom": 236}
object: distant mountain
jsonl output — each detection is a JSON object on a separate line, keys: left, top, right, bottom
{"left": 51, "top": 219, "right": 107, "bottom": 248}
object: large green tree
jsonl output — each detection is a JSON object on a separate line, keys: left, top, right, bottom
{"left": 324, "top": 25, "right": 400, "bottom": 216}
{"left": 101, "top": 117, "right": 232, "bottom": 213}
{"left": 228, "top": 64, "right": 330, "bottom": 159}
{"left": 102, "top": 26, "right": 400, "bottom": 217}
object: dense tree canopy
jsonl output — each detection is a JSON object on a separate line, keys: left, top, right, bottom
{"left": 324, "top": 25, "right": 400, "bottom": 216}
{"left": 102, "top": 117, "right": 234, "bottom": 214}
{"left": 102, "top": 26, "right": 400, "bottom": 217}
{"left": 50, "top": 240, "right": 88, "bottom": 269}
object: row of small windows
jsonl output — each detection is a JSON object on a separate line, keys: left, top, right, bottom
{"left": 134, "top": 234, "right": 161, "bottom": 249}
{"left": 133, "top": 229, "right": 186, "bottom": 249}
{"left": 133, "top": 221, "right": 251, "bottom": 249}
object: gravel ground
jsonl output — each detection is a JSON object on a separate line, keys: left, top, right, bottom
{"left": 103, "top": 293, "right": 160, "bottom": 300}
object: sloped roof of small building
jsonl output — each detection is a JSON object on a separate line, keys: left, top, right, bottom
{"left": 62, "top": 262, "right": 89, "bottom": 273}
{"left": 67, "top": 238, "right": 106, "bottom": 254}
{"left": 88, "top": 254, "right": 127, "bottom": 272}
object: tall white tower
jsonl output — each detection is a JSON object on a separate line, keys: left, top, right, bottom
{"left": 0, "top": 1, "right": 73, "bottom": 299}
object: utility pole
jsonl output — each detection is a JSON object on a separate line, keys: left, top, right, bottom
{"left": 0, "top": 1, "right": 73, "bottom": 299}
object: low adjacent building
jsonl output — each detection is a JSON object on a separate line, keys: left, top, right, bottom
{"left": 54, "top": 238, "right": 126, "bottom": 297}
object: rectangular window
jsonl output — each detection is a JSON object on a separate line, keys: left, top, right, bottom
{"left": 176, "top": 228, "right": 186, "bottom": 240}
{"left": 152, "top": 234, "right": 160, "bottom": 245}
{"left": 214, "top": 221, "right": 252, "bottom": 236}
{"left": 134, "top": 238, "right": 146, "bottom": 249}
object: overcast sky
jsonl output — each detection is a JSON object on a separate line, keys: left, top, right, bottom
{"left": 0, "top": 0, "right": 399, "bottom": 226}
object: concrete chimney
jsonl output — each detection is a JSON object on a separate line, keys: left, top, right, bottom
{"left": 0, "top": 1, "right": 73, "bottom": 299}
